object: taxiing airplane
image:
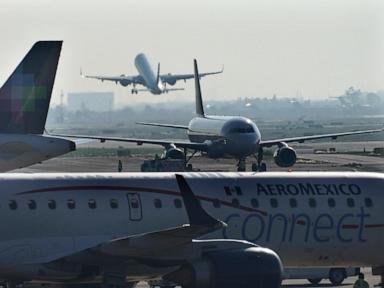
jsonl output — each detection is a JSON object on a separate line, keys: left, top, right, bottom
{"left": 57, "top": 60, "right": 383, "bottom": 171}
{"left": 81, "top": 53, "right": 223, "bottom": 95}
{"left": 0, "top": 171, "right": 383, "bottom": 288}
{"left": 0, "top": 41, "right": 76, "bottom": 172}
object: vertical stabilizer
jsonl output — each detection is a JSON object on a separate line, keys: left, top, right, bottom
{"left": 194, "top": 59, "right": 205, "bottom": 117}
{"left": 0, "top": 41, "right": 62, "bottom": 134}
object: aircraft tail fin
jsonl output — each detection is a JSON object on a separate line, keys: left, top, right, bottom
{"left": 194, "top": 59, "right": 205, "bottom": 117}
{"left": 0, "top": 41, "right": 62, "bottom": 134}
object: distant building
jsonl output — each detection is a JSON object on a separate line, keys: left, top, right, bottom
{"left": 67, "top": 92, "right": 114, "bottom": 112}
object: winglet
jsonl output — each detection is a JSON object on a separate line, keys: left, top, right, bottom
{"left": 194, "top": 59, "right": 205, "bottom": 117}
{"left": 176, "top": 174, "right": 225, "bottom": 228}
{"left": 156, "top": 62, "right": 161, "bottom": 85}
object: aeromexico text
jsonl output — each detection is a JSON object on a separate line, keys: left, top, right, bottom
{"left": 255, "top": 183, "right": 361, "bottom": 196}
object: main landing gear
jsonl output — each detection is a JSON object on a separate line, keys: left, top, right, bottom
{"left": 131, "top": 84, "right": 138, "bottom": 94}
{"left": 240, "top": 147, "right": 267, "bottom": 172}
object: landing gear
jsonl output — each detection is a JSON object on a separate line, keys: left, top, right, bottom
{"left": 307, "top": 278, "right": 322, "bottom": 285}
{"left": 131, "top": 84, "right": 138, "bottom": 94}
{"left": 237, "top": 158, "right": 246, "bottom": 172}
{"left": 329, "top": 268, "right": 346, "bottom": 286}
{"left": 183, "top": 148, "right": 197, "bottom": 171}
{"left": 251, "top": 147, "right": 267, "bottom": 172}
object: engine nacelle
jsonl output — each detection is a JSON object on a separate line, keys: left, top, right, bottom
{"left": 273, "top": 145, "right": 297, "bottom": 167}
{"left": 165, "top": 74, "right": 177, "bottom": 86}
{"left": 119, "top": 79, "right": 131, "bottom": 87}
{"left": 164, "top": 145, "right": 185, "bottom": 160}
{"left": 165, "top": 247, "right": 282, "bottom": 288}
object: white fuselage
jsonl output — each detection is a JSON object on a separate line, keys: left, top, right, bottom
{"left": 134, "top": 53, "right": 164, "bottom": 94}
{"left": 0, "top": 134, "right": 75, "bottom": 172}
{"left": 0, "top": 171, "right": 382, "bottom": 280}
{"left": 187, "top": 116, "right": 261, "bottom": 158}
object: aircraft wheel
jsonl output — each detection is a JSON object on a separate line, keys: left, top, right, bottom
{"left": 329, "top": 268, "right": 346, "bottom": 286}
{"left": 307, "top": 278, "right": 322, "bottom": 285}
{"left": 259, "top": 162, "right": 267, "bottom": 172}
{"left": 251, "top": 163, "right": 258, "bottom": 171}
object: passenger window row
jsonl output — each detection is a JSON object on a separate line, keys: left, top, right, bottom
{"left": 208, "top": 197, "right": 373, "bottom": 209}
{"left": 7, "top": 199, "right": 120, "bottom": 210}
{"left": 5, "top": 197, "right": 374, "bottom": 211}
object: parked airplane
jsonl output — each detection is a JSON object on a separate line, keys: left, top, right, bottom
{"left": 57, "top": 60, "right": 383, "bottom": 171}
{"left": 0, "top": 41, "right": 76, "bottom": 172}
{"left": 81, "top": 53, "right": 223, "bottom": 95}
{"left": 0, "top": 171, "right": 383, "bottom": 288}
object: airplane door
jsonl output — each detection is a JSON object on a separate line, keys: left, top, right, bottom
{"left": 127, "top": 193, "right": 142, "bottom": 221}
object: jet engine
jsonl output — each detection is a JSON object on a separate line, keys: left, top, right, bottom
{"left": 164, "top": 144, "right": 185, "bottom": 160}
{"left": 273, "top": 144, "right": 297, "bottom": 167}
{"left": 165, "top": 74, "right": 177, "bottom": 86}
{"left": 165, "top": 247, "right": 282, "bottom": 288}
{"left": 119, "top": 75, "right": 131, "bottom": 87}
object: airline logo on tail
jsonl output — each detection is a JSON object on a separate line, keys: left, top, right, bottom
{"left": 0, "top": 41, "right": 62, "bottom": 134}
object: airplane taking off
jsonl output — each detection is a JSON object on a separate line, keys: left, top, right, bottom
{"left": 0, "top": 171, "right": 383, "bottom": 288}
{"left": 0, "top": 41, "right": 75, "bottom": 172}
{"left": 58, "top": 60, "right": 383, "bottom": 171}
{"left": 81, "top": 53, "right": 223, "bottom": 95}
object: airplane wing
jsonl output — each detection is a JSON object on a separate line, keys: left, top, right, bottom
{"left": 49, "top": 133, "right": 210, "bottom": 151}
{"left": 260, "top": 128, "right": 384, "bottom": 147}
{"left": 46, "top": 175, "right": 227, "bottom": 263}
{"left": 81, "top": 71, "right": 145, "bottom": 85}
{"left": 136, "top": 122, "right": 189, "bottom": 130}
{"left": 98, "top": 175, "right": 226, "bottom": 257}
{"left": 161, "top": 67, "right": 223, "bottom": 85}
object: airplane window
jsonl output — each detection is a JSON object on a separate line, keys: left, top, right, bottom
{"left": 229, "top": 125, "right": 255, "bottom": 134}
{"left": 251, "top": 198, "right": 259, "bottom": 208}
{"left": 270, "top": 198, "right": 278, "bottom": 208}
{"left": 48, "top": 200, "right": 56, "bottom": 210}
{"left": 28, "top": 200, "right": 37, "bottom": 210}
{"left": 88, "top": 199, "right": 96, "bottom": 209}
{"left": 347, "top": 198, "right": 355, "bottom": 207}
{"left": 8, "top": 200, "right": 17, "bottom": 210}
{"left": 328, "top": 198, "right": 336, "bottom": 208}
{"left": 174, "top": 199, "right": 182, "bottom": 208}
{"left": 365, "top": 198, "right": 373, "bottom": 208}
{"left": 309, "top": 198, "right": 316, "bottom": 208}
{"left": 67, "top": 199, "right": 76, "bottom": 209}
{"left": 154, "top": 199, "right": 162, "bottom": 208}
{"left": 212, "top": 199, "right": 221, "bottom": 208}
{"left": 232, "top": 198, "right": 240, "bottom": 207}
{"left": 289, "top": 198, "right": 297, "bottom": 208}
{"left": 110, "top": 199, "right": 118, "bottom": 209}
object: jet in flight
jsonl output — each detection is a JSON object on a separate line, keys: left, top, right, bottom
{"left": 81, "top": 53, "right": 223, "bottom": 95}
{"left": 0, "top": 171, "right": 383, "bottom": 288}
{"left": 57, "top": 60, "right": 383, "bottom": 171}
{"left": 0, "top": 41, "right": 76, "bottom": 172}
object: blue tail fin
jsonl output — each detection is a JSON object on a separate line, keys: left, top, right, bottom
{"left": 0, "top": 41, "right": 62, "bottom": 134}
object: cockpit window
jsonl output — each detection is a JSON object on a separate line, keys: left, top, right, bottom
{"left": 229, "top": 125, "right": 254, "bottom": 134}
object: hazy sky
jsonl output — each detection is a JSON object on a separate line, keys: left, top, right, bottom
{"left": 0, "top": 0, "right": 383, "bottom": 107}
